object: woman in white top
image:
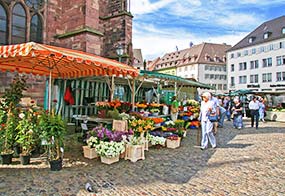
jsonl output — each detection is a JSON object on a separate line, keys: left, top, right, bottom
{"left": 199, "top": 92, "right": 217, "bottom": 150}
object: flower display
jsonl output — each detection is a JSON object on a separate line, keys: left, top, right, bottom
{"left": 118, "top": 102, "right": 131, "bottom": 113}
{"left": 122, "top": 135, "right": 145, "bottom": 145}
{"left": 109, "top": 99, "right": 121, "bottom": 109}
{"left": 150, "top": 117, "right": 164, "bottom": 124}
{"left": 95, "top": 101, "right": 110, "bottom": 110}
{"left": 164, "top": 120, "right": 175, "bottom": 127}
{"left": 86, "top": 136, "right": 99, "bottom": 148}
{"left": 150, "top": 108, "right": 160, "bottom": 113}
{"left": 88, "top": 126, "right": 131, "bottom": 142}
{"left": 174, "top": 120, "right": 185, "bottom": 129}
{"left": 167, "top": 135, "right": 180, "bottom": 140}
{"left": 119, "top": 112, "right": 130, "bottom": 120}
{"left": 147, "top": 134, "right": 166, "bottom": 146}
{"left": 128, "top": 119, "right": 154, "bottom": 133}
{"left": 95, "top": 141, "right": 125, "bottom": 157}
{"left": 185, "top": 99, "right": 199, "bottom": 107}
{"left": 136, "top": 103, "right": 147, "bottom": 109}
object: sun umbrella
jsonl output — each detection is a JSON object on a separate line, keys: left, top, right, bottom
{"left": 0, "top": 42, "right": 139, "bottom": 111}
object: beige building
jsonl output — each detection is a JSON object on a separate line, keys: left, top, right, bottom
{"left": 152, "top": 43, "right": 231, "bottom": 94}
{"left": 227, "top": 16, "right": 285, "bottom": 93}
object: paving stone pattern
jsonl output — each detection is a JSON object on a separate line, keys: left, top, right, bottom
{"left": 0, "top": 120, "right": 284, "bottom": 196}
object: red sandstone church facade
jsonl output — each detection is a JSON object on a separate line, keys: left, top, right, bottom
{"left": 0, "top": 0, "right": 133, "bottom": 102}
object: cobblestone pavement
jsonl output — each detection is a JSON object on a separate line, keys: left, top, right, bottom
{"left": 0, "top": 120, "right": 285, "bottom": 196}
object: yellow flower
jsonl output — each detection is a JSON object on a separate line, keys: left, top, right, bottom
{"left": 131, "top": 121, "right": 137, "bottom": 127}
{"left": 138, "top": 126, "right": 143, "bottom": 132}
{"left": 138, "top": 119, "right": 142, "bottom": 125}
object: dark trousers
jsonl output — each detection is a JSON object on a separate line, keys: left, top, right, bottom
{"left": 250, "top": 109, "right": 259, "bottom": 128}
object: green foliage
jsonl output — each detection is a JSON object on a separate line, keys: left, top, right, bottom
{"left": 107, "top": 109, "right": 120, "bottom": 120}
{"left": 0, "top": 109, "right": 19, "bottom": 154}
{"left": 16, "top": 109, "right": 39, "bottom": 155}
{"left": 2, "top": 74, "right": 27, "bottom": 109}
{"left": 38, "top": 111, "right": 67, "bottom": 160}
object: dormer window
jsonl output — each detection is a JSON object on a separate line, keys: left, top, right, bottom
{"left": 249, "top": 37, "right": 253, "bottom": 43}
{"left": 263, "top": 32, "right": 271, "bottom": 39}
{"left": 282, "top": 27, "right": 285, "bottom": 34}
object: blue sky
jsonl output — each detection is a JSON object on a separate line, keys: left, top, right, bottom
{"left": 130, "top": 0, "right": 285, "bottom": 60}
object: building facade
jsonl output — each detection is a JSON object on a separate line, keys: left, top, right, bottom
{"left": 227, "top": 16, "right": 285, "bottom": 93}
{"left": 0, "top": 0, "right": 133, "bottom": 103}
{"left": 153, "top": 43, "right": 230, "bottom": 94}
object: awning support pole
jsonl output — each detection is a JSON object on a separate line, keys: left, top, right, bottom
{"left": 48, "top": 71, "right": 52, "bottom": 112}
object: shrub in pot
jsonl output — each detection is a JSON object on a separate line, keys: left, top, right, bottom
{"left": 39, "top": 111, "right": 66, "bottom": 171}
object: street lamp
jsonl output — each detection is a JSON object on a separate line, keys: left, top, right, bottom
{"left": 116, "top": 44, "right": 123, "bottom": 62}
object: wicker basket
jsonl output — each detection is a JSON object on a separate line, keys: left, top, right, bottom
{"left": 82, "top": 146, "right": 98, "bottom": 159}
{"left": 100, "top": 156, "right": 119, "bottom": 164}
{"left": 166, "top": 137, "right": 181, "bottom": 149}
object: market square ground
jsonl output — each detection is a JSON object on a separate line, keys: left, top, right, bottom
{"left": 0, "top": 119, "right": 284, "bottom": 196}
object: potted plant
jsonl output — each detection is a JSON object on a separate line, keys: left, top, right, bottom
{"left": 39, "top": 111, "right": 66, "bottom": 171}
{"left": 82, "top": 136, "right": 99, "bottom": 159}
{"left": 123, "top": 135, "right": 145, "bottom": 162}
{"left": 16, "top": 110, "right": 38, "bottom": 165}
{"left": 0, "top": 109, "right": 18, "bottom": 164}
{"left": 95, "top": 141, "right": 125, "bottom": 164}
{"left": 166, "top": 135, "right": 181, "bottom": 149}
{"left": 0, "top": 74, "right": 27, "bottom": 164}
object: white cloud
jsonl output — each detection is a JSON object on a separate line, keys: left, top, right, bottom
{"left": 133, "top": 25, "right": 247, "bottom": 60}
{"left": 217, "top": 13, "right": 262, "bottom": 28}
{"left": 130, "top": 0, "right": 174, "bottom": 15}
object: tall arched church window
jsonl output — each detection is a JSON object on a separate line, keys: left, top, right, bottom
{"left": 0, "top": 4, "right": 7, "bottom": 45}
{"left": 30, "top": 14, "right": 43, "bottom": 43}
{"left": 12, "top": 3, "right": 26, "bottom": 44}
{"left": 25, "top": 0, "right": 44, "bottom": 10}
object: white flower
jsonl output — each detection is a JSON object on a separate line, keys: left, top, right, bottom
{"left": 19, "top": 113, "right": 25, "bottom": 119}
{"left": 27, "top": 129, "right": 33, "bottom": 134}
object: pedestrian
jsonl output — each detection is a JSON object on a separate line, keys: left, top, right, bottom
{"left": 232, "top": 98, "right": 243, "bottom": 129}
{"left": 198, "top": 92, "right": 216, "bottom": 150}
{"left": 224, "top": 96, "right": 232, "bottom": 121}
{"left": 259, "top": 97, "right": 266, "bottom": 122}
{"left": 170, "top": 96, "right": 179, "bottom": 122}
{"left": 218, "top": 103, "right": 227, "bottom": 128}
{"left": 249, "top": 96, "right": 260, "bottom": 129}
{"left": 210, "top": 93, "right": 220, "bottom": 135}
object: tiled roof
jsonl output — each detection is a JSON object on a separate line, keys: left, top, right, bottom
{"left": 228, "top": 15, "right": 285, "bottom": 52}
{"left": 154, "top": 43, "right": 230, "bottom": 70}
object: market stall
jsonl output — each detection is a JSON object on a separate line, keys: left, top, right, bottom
{"left": 0, "top": 42, "right": 139, "bottom": 111}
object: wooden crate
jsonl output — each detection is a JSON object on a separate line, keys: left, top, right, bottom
{"left": 125, "top": 144, "right": 145, "bottom": 162}
{"left": 82, "top": 146, "right": 98, "bottom": 159}
{"left": 100, "top": 156, "right": 119, "bottom": 164}
{"left": 166, "top": 137, "right": 181, "bottom": 149}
